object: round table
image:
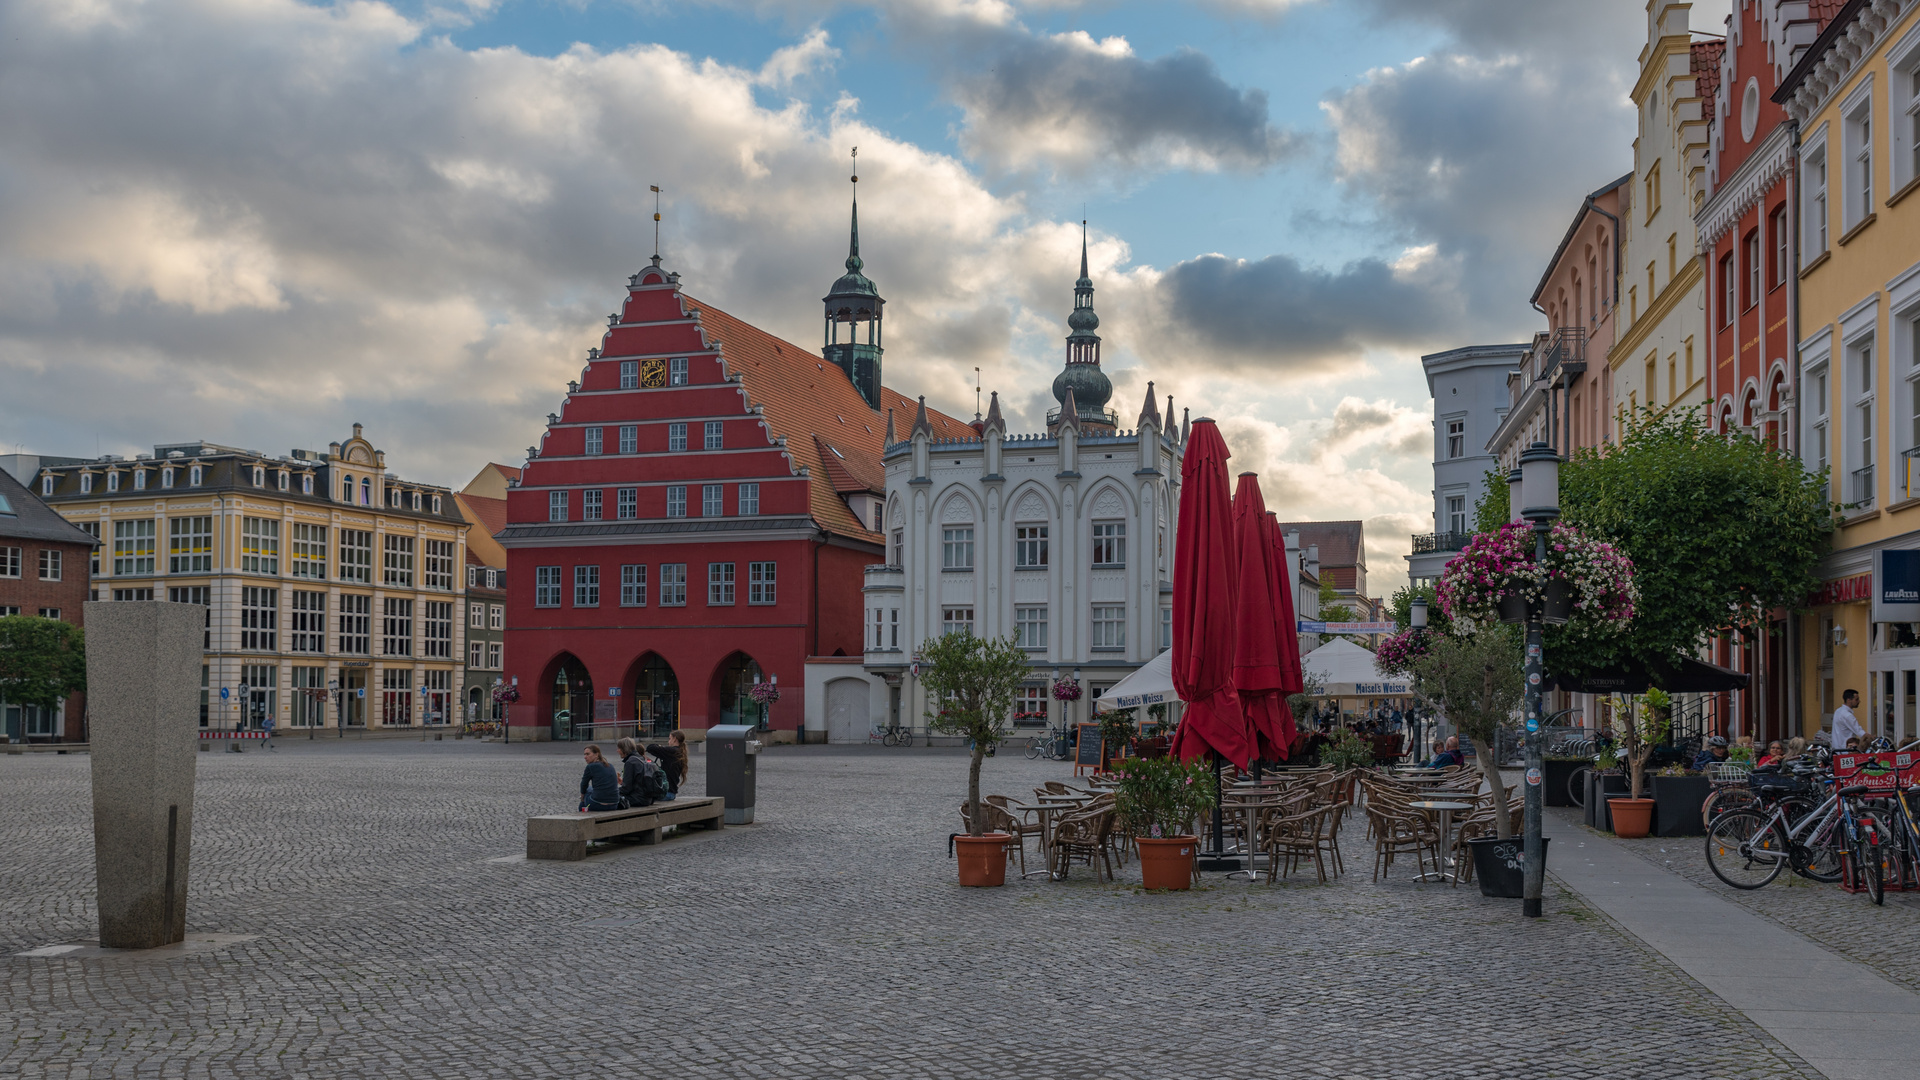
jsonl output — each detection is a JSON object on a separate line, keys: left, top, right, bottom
{"left": 1407, "top": 800, "right": 1474, "bottom": 884}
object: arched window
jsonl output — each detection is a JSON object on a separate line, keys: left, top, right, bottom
{"left": 161, "top": 468, "right": 174, "bottom": 489}
{"left": 41, "top": 474, "right": 53, "bottom": 496}
{"left": 360, "top": 478, "right": 371, "bottom": 505}
{"left": 106, "top": 471, "right": 119, "bottom": 492}
{"left": 252, "top": 466, "right": 266, "bottom": 487}
{"left": 301, "top": 473, "right": 314, "bottom": 495}
{"left": 189, "top": 465, "right": 202, "bottom": 486}
{"left": 132, "top": 469, "right": 146, "bottom": 490}
{"left": 81, "top": 473, "right": 93, "bottom": 494}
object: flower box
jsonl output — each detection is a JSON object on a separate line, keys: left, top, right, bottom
{"left": 1651, "top": 774, "right": 1710, "bottom": 837}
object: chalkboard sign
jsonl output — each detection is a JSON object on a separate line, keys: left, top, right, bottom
{"left": 1075, "top": 723, "right": 1103, "bottom": 774}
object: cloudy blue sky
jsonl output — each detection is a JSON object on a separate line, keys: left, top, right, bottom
{"left": 0, "top": 0, "right": 1729, "bottom": 592}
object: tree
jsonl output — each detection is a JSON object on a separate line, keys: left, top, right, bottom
{"left": 1387, "top": 582, "right": 1448, "bottom": 634}
{"left": 1406, "top": 629, "right": 1524, "bottom": 838}
{"left": 920, "top": 629, "right": 1032, "bottom": 837}
{"left": 0, "top": 616, "right": 86, "bottom": 714}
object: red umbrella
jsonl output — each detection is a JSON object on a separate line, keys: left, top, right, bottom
{"left": 1170, "top": 420, "right": 1253, "bottom": 769}
{"left": 1265, "top": 509, "right": 1305, "bottom": 754}
{"left": 1230, "top": 473, "right": 1292, "bottom": 762}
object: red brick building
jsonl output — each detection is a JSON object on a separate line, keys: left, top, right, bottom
{"left": 0, "top": 465, "right": 98, "bottom": 743}
{"left": 499, "top": 201, "right": 966, "bottom": 740}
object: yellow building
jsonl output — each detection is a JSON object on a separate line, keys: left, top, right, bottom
{"left": 1783, "top": 0, "right": 1920, "bottom": 745}
{"left": 34, "top": 425, "right": 469, "bottom": 732}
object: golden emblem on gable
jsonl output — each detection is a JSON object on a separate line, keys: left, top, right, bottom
{"left": 638, "top": 358, "right": 667, "bottom": 388}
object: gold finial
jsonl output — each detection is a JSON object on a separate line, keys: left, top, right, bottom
{"left": 851, "top": 145, "right": 858, "bottom": 183}
{"left": 649, "top": 185, "right": 662, "bottom": 263}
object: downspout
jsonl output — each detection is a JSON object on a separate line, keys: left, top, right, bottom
{"left": 1788, "top": 117, "right": 1805, "bottom": 739}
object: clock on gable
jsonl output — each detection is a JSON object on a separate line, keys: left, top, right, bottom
{"left": 638, "top": 358, "right": 667, "bottom": 388}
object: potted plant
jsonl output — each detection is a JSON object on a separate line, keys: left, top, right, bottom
{"left": 1649, "top": 738, "right": 1709, "bottom": 838}
{"left": 1096, "top": 709, "right": 1135, "bottom": 768}
{"left": 922, "top": 628, "right": 1033, "bottom": 886}
{"left": 1608, "top": 689, "right": 1670, "bottom": 839}
{"left": 1404, "top": 628, "right": 1532, "bottom": 897}
{"left": 1114, "top": 755, "right": 1218, "bottom": 889}
{"left": 1585, "top": 741, "right": 1629, "bottom": 830}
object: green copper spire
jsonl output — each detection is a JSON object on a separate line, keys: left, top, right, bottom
{"left": 824, "top": 147, "right": 884, "bottom": 410}
{"left": 1052, "top": 219, "right": 1113, "bottom": 430}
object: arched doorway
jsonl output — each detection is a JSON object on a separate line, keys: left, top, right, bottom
{"left": 548, "top": 655, "right": 593, "bottom": 741}
{"left": 632, "top": 653, "right": 680, "bottom": 738}
{"left": 714, "top": 652, "right": 766, "bottom": 728}
{"left": 466, "top": 685, "right": 483, "bottom": 726}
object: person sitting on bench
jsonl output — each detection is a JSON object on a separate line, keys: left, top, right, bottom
{"left": 616, "top": 737, "right": 658, "bottom": 807}
{"left": 646, "top": 730, "right": 689, "bottom": 800}
{"left": 578, "top": 744, "right": 619, "bottom": 812}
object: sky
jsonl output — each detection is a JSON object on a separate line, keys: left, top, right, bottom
{"left": 0, "top": 0, "right": 1730, "bottom": 594}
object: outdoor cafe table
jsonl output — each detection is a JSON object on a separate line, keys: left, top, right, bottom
{"left": 1006, "top": 798, "right": 1086, "bottom": 872}
{"left": 1406, "top": 799, "right": 1474, "bottom": 884}
{"left": 1220, "top": 792, "right": 1299, "bottom": 880}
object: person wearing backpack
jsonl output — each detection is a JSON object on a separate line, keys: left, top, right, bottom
{"left": 646, "top": 730, "right": 688, "bottom": 800}
{"left": 616, "top": 738, "right": 658, "bottom": 808}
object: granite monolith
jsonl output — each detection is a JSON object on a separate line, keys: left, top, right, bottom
{"left": 85, "top": 601, "right": 203, "bottom": 949}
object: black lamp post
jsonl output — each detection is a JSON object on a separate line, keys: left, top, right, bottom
{"left": 1409, "top": 596, "right": 1427, "bottom": 756}
{"left": 1517, "top": 441, "right": 1561, "bottom": 919}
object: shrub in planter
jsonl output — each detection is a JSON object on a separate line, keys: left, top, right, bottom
{"left": 921, "top": 629, "right": 1030, "bottom": 885}
{"left": 1115, "top": 755, "right": 1218, "bottom": 890}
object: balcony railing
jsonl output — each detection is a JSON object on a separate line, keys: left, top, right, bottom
{"left": 1539, "top": 326, "right": 1587, "bottom": 385}
{"left": 1411, "top": 531, "right": 1474, "bottom": 555}
{"left": 1045, "top": 406, "right": 1120, "bottom": 428}
{"left": 1853, "top": 464, "right": 1876, "bottom": 507}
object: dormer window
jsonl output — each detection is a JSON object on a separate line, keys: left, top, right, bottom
{"left": 411, "top": 492, "right": 421, "bottom": 511}
{"left": 189, "top": 465, "right": 202, "bottom": 486}
{"left": 389, "top": 488, "right": 401, "bottom": 508}
{"left": 41, "top": 474, "right": 54, "bottom": 496}
{"left": 431, "top": 495, "right": 442, "bottom": 514}
{"left": 277, "top": 470, "right": 289, "bottom": 492}
{"left": 341, "top": 472, "right": 352, "bottom": 500}
{"left": 161, "top": 468, "right": 174, "bottom": 489}
{"left": 252, "top": 466, "right": 266, "bottom": 487}
{"left": 106, "top": 471, "right": 120, "bottom": 493}
{"left": 81, "top": 473, "right": 93, "bottom": 494}
{"left": 301, "top": 473, "right": 314, "bottom": 495}
{"left": 132, "top": 470, "right": 146, "bottom": 491}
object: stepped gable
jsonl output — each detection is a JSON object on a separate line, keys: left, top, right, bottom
{"left": 680, "top": 297, "right": 966, "bottom": 540}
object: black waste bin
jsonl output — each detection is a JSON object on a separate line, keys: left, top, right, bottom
{"left": 706, "top": 724, "right": 759, "bottom": 824}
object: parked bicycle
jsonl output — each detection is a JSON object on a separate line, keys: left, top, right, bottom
{"left": 1024, "top": 725, "right": 1073, "bottom": 761}
{"left": 868, "top": 721, "right": 914, "bottom": 748}
{"left": 1705, "top": 765, "right": 1888, "bottom": 902}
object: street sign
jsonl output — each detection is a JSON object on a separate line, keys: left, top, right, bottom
{"left": 219, "top": 687, "right": 230, "bottom": 701}
{"left": 608, "top": 687, "right": 621, "bottom": 696}
{"left": 357, "top": 688, "right": 365, "bottom": 699}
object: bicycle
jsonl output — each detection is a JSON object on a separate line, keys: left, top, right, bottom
{"left": 878, "top": 722, "right": 914, "bottom": 748}
{"left": 1024, "top": 726, "right": 1073, "bottom": 761}
{"left": 1705, "top": 769, "right": 1887, "bottom": 899}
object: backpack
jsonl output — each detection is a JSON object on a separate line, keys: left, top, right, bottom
{"left": 639, "top": 757, "right": 669, "bottom": 801}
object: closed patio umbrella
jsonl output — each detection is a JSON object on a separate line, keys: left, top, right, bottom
{"left": 1170, "top": 419, "right": 1252, "bottom": 769}
{"left": 1265, "top": 508, "right": 1305, "bottom": 756}
{"left": 1231, "top": 474, "right": 1293, "bottom": 763}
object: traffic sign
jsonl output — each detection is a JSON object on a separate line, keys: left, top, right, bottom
{"left": 219, "top": 687, "right": 230, "bottom": 701}
{"left": 608, "top": 687, "right": 621, "bottom": 696}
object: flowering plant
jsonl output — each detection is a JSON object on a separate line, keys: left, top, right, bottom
{"left": 1113, "top": 755, "right": 1217, "bottom": 840}
{"left": 748, "top": 682, "right": 781, "bottom": 705}
{"left": 1050, "top": 675, "right": 1082, "bottom": 702}
{"left": 1373, "top": 626, "right": 1432, "bottom": 676}
{"left": 490, "top": 684, "right": 520, "bottom": 705}
{"left": 1437, "top": 521, "right": 1636, "bottom": 638}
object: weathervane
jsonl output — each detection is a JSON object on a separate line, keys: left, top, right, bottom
{"left": 649, "top": 184, "right": 662, "bottom": 265}
{"left": 851, "top": 145, "right": 858, "bottom": 184}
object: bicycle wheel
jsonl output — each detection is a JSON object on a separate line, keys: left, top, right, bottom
{"left": 896, "top": 731, "right": 913, "bottom": 748}
{"left": 1858, "top": 813, "right": 1888, "bottom": 905}
{"left": 1705, "top": 810, "right": 1786, "bottom": 890}
{"left": 1700, "top": 786, "right": 1755, "bottom": 829}
{"left": 1566, "top": 765, "right": 1593, "bottom": 809}
{"left": 881, "top": 731, "right": 898, "bottom": 747}
{"left": 1025, "top": 738, "right": 1043, "bottom": 760}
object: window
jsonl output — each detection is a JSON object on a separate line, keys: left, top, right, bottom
{"left": 1015, "top": 605, "right": 1048, "bottom": 649}
{"left": 621, "top": 360, "right": 639, "bottom": 388}
{"left": 574, "top": 565, "right": 600, "bottom": 607}
{"left": 1804, "top": 140, "right": 1830, "bottom": 259}
{"left": 1445, "top": 419, "right": 1464, "bottom": 459}
{"left": 290, "top": 590, "right": 326, "bottom": 653}
{"left": 382, "top": 667, "right": 412, "bottom": 727}
{"left": 240, "top": 586, "right": 277, "bottom": 650}
{"left": 242, "top": 665, "right": 277, "bottom": 729}
{"left": 339, "top": 529, "right": 372, "bottom": 583}
{"left": 30, "top": 607, "right": 53, "bottom": 620}
{"left": 619, "top": 425, "right": 637, "bottom": 454}
{"left": 669, "top": 357, "right": 688, "bottom": 385}
{"left": 487, "top": 641, "right": 502, "bottom": 669}
{"left": 666, "top": 486, "right": 686, "bottom": 517}
{"left": 278, "top": 471, "right": 290, "bottom": 493}
{"left": 114, "top": 519, "right": 156, "bottom": 575}
{"left": 548, "top": 490, "right": 568, "bottom": 522}
{"left": 1845, "top": 91, "right": 1874, "bottom": 230}
{"left": 38, "top": 549, "right": 60, "bottom": 581}
{"left": 942, "top": 527, "right": 974, "bottom": 570}
{"left": 1907, "top": 315, "right": 1920, "bottom": 465}
{"left": 1809, "top": 362, "right": 1832, "bottom": 499}
{"left": 160, "top": 468, "right": 174, "bottom": 489}
{"left": 338, "top": 593, "right": 371, "bottom": 654}
{"left": 870, "top": 608, "right": 885, "bottom": 649}
{"left": 1160, "top": 607, "right": 1173, "bottom": 652}
{"left": 668, "top": 423, "right": 688, "bottom": 452}
{"left": 191, "top": 465, "right": 203, "bottom": 487}
{"left": 1445, "top": 495, "right": 1466, "bottom": 535}
{"left": 1771, "top": 206, "right": 1788, "bottom": 289}
{"left": 941, "top": 606, "right": 974, "bottom": 636}
{"left": 0, "top": 547, "right": 16, "bottom": 578}
{"left": 1851, "top": 338, "right": 1877, "bottom": 506}
{"left": 738, "top": 483, "right": 759, "bottom": 516}
{"left": 168, "top": 587, "right": 211, "bottom": 648}
{"left": 621, "top": 564, "right": 647, "bottom": 606}
{"left": 891, "top": 529, "right": 903, "bottom": 567}
{"left": 106, "top": 471, "right": 120, "bottom": 493}
{"left": 1015, "top": 524, "right": 1049, "bottom": 568}
{"left": 1646, "top": 357, "right": 1658, "bottom": 409}
{"left": 1017, "top": 684, "right": 1049, "bottom": 720}
{"left": 889, "top": 608, "right": 899, "bottom": 648}
{"left": 489, "top": 604, "right": 503, "bottom": 630}
{"left": 80, "top": 473, "right": 92, "bottom": 494}
{"left": 1897, "top": 41, "right": 1920, "bottom": 191}
{"left": 110, "top": 588, "right": 153, "bottom": 601}
{"left": 41, "top": 474, "right": 52, "bottom": 496}
{"left": 1719, "top": 252, "right": 1735, "bottom": 327}
{"left": 290, "top": 666, "right": 326, "bottom": 728}
{"left": 1644, "top": 162, "right": 1661, "bottom": 222}
{"left": 660, "top": 563, "right": 687, "bottom": 606}
{"left": 360, "top": 478, "right": 371, "bottom": 506}
{"left": 704, "top": 421, "right": 723, "bottom": 450}
{"left": 616, "top": 488, "right": 637, "bottom": 519}
{"left": 535, "top": 566, "right": 562, "bottom": 607}
{"left": 388, "top": 488, "right": 401, "bottom": 509}
{"left": 1091, "top": 521, "right": 1126, "bottom": 567}
{"left": 422, "top": 601, "right": 452, "bottom": 658}
{"left": 133, "top": 469, "right": 146, "bottom": 491}
{"left": 469, "top": 640, "right": 484, "bottom": 668}
{"left": 583, "top": 489, "right": 603, "bottom": 520}
{"left": 585, "top": 427, "right": 604, "bottom": 455}
{"left": 382, "top": 534, "right": 415, "bottom": 588}
{"left": 1745, "top": 230, "right": 1760, "bottom": 309}
{"left": 469, "top": 602, "right": 485, "bottom": 629}
{"left": 748, "top": 561, "right": 776, "bottom": 605}
{"left": 304, "top": 474, "right": 316, "bottom": 496}
{"left": 1091, "top": 605, "right": 1127, "bottom": 650}
{"left": 424, "top": 539, "right": 454, "bottom": 591}
{"left": 708, "top": 562, "right": 734, "bottom": 605}
{"left": 290, "top": 523, "right": 327, "bottom": 579}
{"left": 382, "top": 597, "right": 413, "bottom": 656}
{"left": 702, "top": 484, "right": 722, "bottom": 517}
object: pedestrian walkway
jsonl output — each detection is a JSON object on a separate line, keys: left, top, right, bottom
{"left": 1545, "top": 807, "right": 1920, "bottom": 1080}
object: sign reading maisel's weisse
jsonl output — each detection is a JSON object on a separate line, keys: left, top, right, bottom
{"left": 1872, "top": 549, "right": 1920, "bottom": 623}
{"left": 1296, "top": 621, "right": 1396, "bottom": 634}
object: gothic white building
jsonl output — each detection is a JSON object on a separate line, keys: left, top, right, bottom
{"left": 805, "top": 238, "right": 1186, "bottom": 742}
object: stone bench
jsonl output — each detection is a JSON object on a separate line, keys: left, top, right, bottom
{"left": 526, "top": 796, "right": 725, "bottom": 861}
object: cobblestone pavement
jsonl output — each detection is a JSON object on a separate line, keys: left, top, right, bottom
{"left": 4, "top": 743, "right": 1816, "bottom": 1079}
{"left": 1600, "top": 809, "right": 1920, "bottom": 995}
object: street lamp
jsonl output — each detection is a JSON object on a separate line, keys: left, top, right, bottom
{"left": 1409, "top": 595, "right": 1428, "bottom": 629}
{"left": 1507, "top": 466, "right": 1524, "bottom": 525}
{"left": 1517, "top": 440, "right": 1560, "bottom": 920}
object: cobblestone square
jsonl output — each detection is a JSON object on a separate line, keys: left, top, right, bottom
{"left": 4, "top": 742, "right": 1819, "bottom": 1078}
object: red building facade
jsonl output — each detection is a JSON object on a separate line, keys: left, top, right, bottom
{"left": 498, "top": 225, "right": 966, "bottom": 740}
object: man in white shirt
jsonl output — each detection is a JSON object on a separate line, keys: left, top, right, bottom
{"left": 1831, "top": 689, "right": 1866, "bottom": 751}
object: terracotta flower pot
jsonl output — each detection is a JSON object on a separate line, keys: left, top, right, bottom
{"left": 1136, "top": 836, "right": 1197, "bottom": 890}
{"left": 955, "top": 833, "right": 1010, "bottom": 887}
{"left": 1609, "top": 797, "right": 1656, "bottom": 839}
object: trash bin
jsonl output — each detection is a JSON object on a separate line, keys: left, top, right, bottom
{"left": 706, "top": 724, "right": 760, "bottom": 824}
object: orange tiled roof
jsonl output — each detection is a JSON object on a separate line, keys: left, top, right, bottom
{"left": 460, "top": 491, "right": 508, "bottom": 538}
{"left": 682, "top": 297, "right": 968, "bottom": 541}
{"left": 1691, "top": 40, "right": 1725, "bottom": 106}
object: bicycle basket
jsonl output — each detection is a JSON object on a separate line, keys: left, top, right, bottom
{"left": 1747, "top": 769, "right": 1810, "bottom": 796}
{"left": 1705, "top": 762, "right": 1751, "bottom": 785}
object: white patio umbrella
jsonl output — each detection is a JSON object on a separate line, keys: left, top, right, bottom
{"left": 1102, "top": 648, "right": 1178, "bottom": 709}
{"left": 1301, "top": 638, "right": 1410, "bottom": 697}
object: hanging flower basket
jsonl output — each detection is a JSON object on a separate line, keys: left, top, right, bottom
{"left": 1051, "top": 675, "right": 1082, "bottom": 702}
{"left": 490, "top": 685, "right": 520, "bottom": 705}
{"left": 1437, "top": 521, "right": 1636, "bottom": 638}
{"left": 1373, "top": 626, "right": 1432, "bottom": 676}
{"left": 748, "top": 682, "right": 781, "bottom": 706}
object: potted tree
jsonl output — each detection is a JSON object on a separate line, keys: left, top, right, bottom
{"left": 922, "top": 628, "right": 1033, "bottom": 886}
{"left": 1609, "top": 689, "right": 1669, "bottom": 839}
{"left": 1114, "top": 755, "right": 1218, "bottom": 889}
{"left": 1401, "top": 628, "right": 1531, "bottom": 897}
{"left": 1096, "top": 709, "right": 1136, "bottom": 769}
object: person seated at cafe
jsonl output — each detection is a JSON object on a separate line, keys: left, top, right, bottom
{"left": 1785, "top": 736, "right": 1808, "bottom": 763}
{"left": 1428, "top": 740, "right": 1461, "bottom": 769}
{"left": 1691, "top": 736, "right": 1730, "bottom": 773}
{"left": 1757, "top": 740, "right": 1787, "bottom": 767}
{"left": 578, "top": 744, "right": 620, "bottom": 812}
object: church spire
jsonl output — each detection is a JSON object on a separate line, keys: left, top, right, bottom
{"left": 1051, "top": 219, "right": 1113, "bottom": 432}
{"left": 822, "top": 147, "right": 884, "bottom": 410}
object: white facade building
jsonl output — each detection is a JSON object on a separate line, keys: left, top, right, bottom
{"left": 1407, "top": 342, "right": 1526, "bottom": 584}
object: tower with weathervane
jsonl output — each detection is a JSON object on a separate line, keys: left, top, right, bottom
{"left": 822, "top": 152, "right": 884, "bottom": 411}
